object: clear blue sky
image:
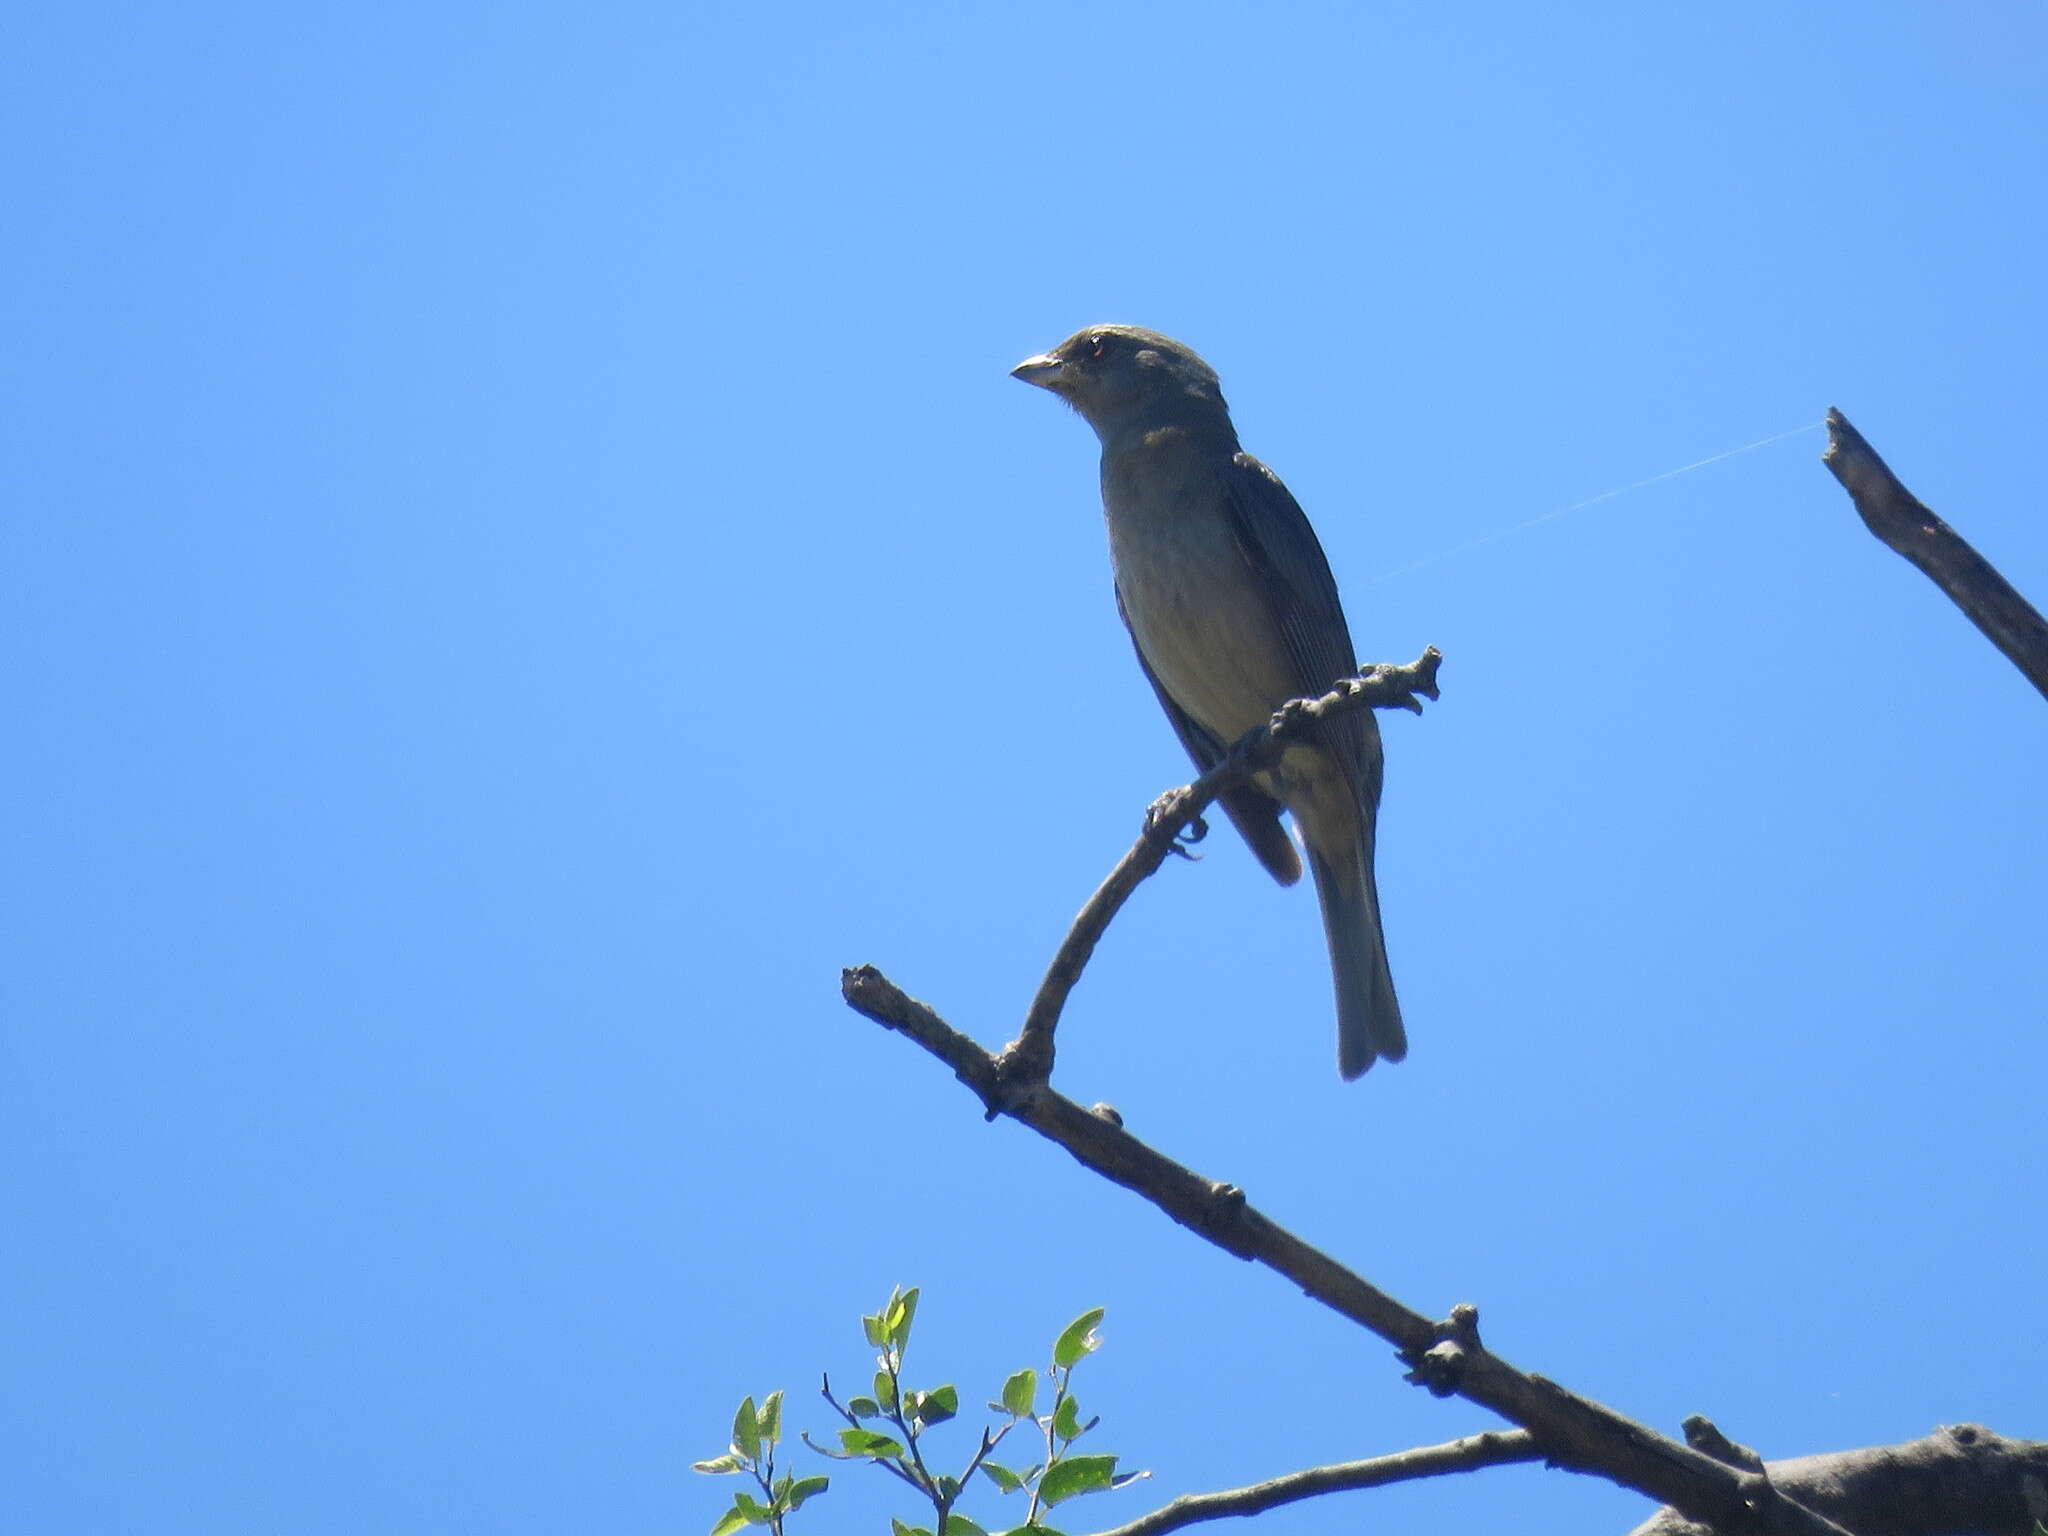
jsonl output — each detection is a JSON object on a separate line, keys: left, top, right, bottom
{"left": 5, "top": 4, "right": 2044, "bottom": 1533}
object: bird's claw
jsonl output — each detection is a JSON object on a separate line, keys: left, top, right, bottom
{"left": 1271, "top": 697, "right": 1314, "bottom": 732}
{"left": 1144, "top": 791, "right": 1208, "bottom": 858}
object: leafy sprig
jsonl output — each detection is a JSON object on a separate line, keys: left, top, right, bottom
{"left": 695, "top": 1289, "right": 1144, "bottom": 1536}
{"left": 693, "top": 1390, "right": 829, "bottom": 1536}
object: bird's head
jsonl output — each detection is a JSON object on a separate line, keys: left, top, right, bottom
{"left": 1010, "top": 325, "right": 1231, "bottom": 442}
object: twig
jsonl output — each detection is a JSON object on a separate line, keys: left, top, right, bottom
{"left": 999, "top": 649, "right": 1443, "bottom": 1091}
{"left": 809, "top": 1376, "right": 921, "bottom": 1493}
{"left": 1823, "top": 408, "right": 2048, "bottom": 702}
{"left": 1685, "top": 1415, "right": 1765, "bottom": 1472}
{"left": 839, "top": 965, "right": 1855, "bottom": 1536}
{"left": 1083, "top": 1430, "right": 1541, "bottom": 1536}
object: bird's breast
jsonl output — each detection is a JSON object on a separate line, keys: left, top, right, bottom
{"left": 1102, "top": 458, "right": 1299, "bottom": 747}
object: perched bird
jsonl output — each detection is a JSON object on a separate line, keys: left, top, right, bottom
{"left": 1011, "top": 325, "right": 1404, "bottom": 1078}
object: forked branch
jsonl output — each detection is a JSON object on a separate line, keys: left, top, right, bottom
{"left": 840, "top": 965, "right": 1856, "bottom": 1536}
{"left": 1000, "top": 649, "right": 1442, "bottom": 1089}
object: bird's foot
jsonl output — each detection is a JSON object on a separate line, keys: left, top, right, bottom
{"left": 1144, "top": 788, "right": 1207, "bottom": 859}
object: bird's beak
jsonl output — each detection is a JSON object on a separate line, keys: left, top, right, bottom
{"left": 1009, "top": 352, "right": 1066, "bottom": 389}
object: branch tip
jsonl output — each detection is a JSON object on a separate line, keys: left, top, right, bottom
{"left": 1821, "top": 410, "right": 2048, "bottom": 702}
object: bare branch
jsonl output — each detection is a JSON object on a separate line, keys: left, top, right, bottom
{"left": 1823, "top": 408, "right": 2048, "bottom": 701}
{"left": 998, "top": 648, "right": 1443, "bottom": 1088}
{"left": 824, "top": 423, "right": 2048, "bottom": 1536}
{"left": 1082, "top": 1430, "right": 1541, "bottom": 1536}
{"left": 1627, "top": 1423, "right": 2048, "bottom": 1536}
{"left": 839, "top": 966, "right": 1856, "bottom": 1536}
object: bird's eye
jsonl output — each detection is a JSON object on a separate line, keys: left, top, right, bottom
{"left": 1088, "top": 333, "right": 1108, "bottom": 359}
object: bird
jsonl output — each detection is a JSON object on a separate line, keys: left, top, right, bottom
{"left": 1011, "top": 325, "right": 1404, "bottom": 1078}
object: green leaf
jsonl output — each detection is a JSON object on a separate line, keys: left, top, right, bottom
{"left": 1051, "top": 1309, "right": 1103, "bottom": 1369}
{"left": 1051, "top": 1395, "right": 1081, "bottom": 1442}
{"left": 890, "top": 1521, "right": 933, "bottom": 1536}
{"left": 1010, "top": 1525, "right": 1069, "bottom": 1536}
{"left": 731, "top": 1397, "right": 761, "bottom": 1461}
{"left": 838, "top": 1427, "right": 906, "bottom": 1458}
{"left": 1109, "top": 1470, "right": 1150, "bottom": 1490}
{"left": 784, "top": 1474, "right": 829, "bottom": 1512}
{"left": 708, "top": 1504, "right": 752, "bottom": 1536}
{"left": 863, "top": 1312, "right": 889, "bottom": 1348}
{"left": 755, "top": 1390, "right": 782, "bottom": 1447}
{"left": 691, "top": 1453, "right": 743, "bottom": 1475}
{"left": 1038, "top": 1454, "right": 1118, "bottom": 1506}
{"left": 916, "top": 1384, "right": 958, "bottom": 1426}
{"left": 732, "top": 1489, "right": 772, "bottom": 1521}
{"left": 886, "top": 1287, "right": 921, "bottom": 1352}
{"left": 978, "top": 1460, "right": 1023, "bottom": 1494}
{"left": 941, "top": 1517, "right": 989, "bottom": 1536}
{"left": 999, "top": 1369, "right": 1036, "bottom": 1418}
{"left": 847, "top": 1396, "right": 879, "bottom": 1418}
{"left": 935, "top": 1474, "right": 960, "bottom": 1504}
{"left": 874, "top": 1370, "right": 897, "bottom": 1411}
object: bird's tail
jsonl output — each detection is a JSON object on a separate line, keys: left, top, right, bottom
{"left": 1307, "top": 840, "right": 1406, "bottom": 1079}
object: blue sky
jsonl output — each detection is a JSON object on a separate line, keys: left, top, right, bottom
{"left": 5, "top": 3, "right": 2045, "bottom": 1533}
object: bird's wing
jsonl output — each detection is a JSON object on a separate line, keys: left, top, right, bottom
{"left": 1115, "top": 580, "right": 1303, "bottom": 885}
{"left": 1221, "top": 452, "right": 1381, "bottom": 801}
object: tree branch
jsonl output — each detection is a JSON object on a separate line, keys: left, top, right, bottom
{"left": 819, "top": 423, "right": 2048, "bottom": 1536}
{"left": 839, "top": 966, "right": 1856, "bottom": 1536}
{"left": 1823, "top": 408, "right": 2048, "bottom": 702}
{"left": 1626, "top": 1423, "right": 2048, "bottom": 1536}
{"left": 999, "top": 648, "right": 1443, "bottom": 1089}
{"left": 1082, "top": 1430, "right": 1542, "bottom": 1536}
